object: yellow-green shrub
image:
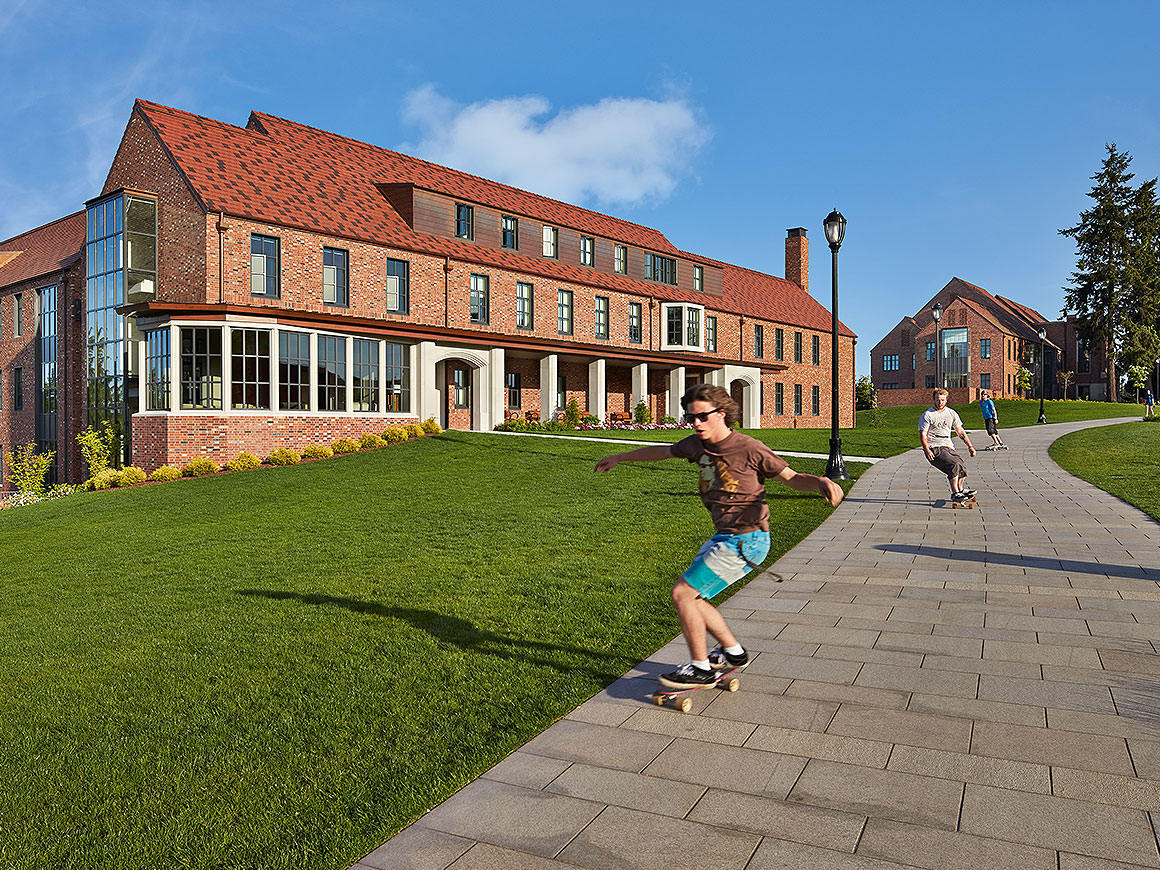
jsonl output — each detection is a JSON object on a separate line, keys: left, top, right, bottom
{"left": 182, "top": 456, "right": 220, "bottom": 477}
{"left": 382, "top": 426, "right": 407, "bottom": 444}
{"left": 86, "top": 469, "right": 122, "bottom": 491}
{"left": 405, "top": 423, "right": 425, "bottom": 439}
{"left": 119, "top": 466, "right": 148, "bottom": 485}
{"left": 332, "top": 437, "right": 359, "bottom": 455}
{"left": 266, "top": 448, "right": 301, "bottom": 466}
{"left": 359, "top": 433, "right": 386, "bottom": 450}
{"left": 231, "top": 451, "right": 261, "bottom": 471}
{"left": 421, "top": 417, "right": 442, "bottom": 434}
{"left": 302, "top": 443, "right": 333, "bottom": 460}
{"left": 151, "top": 465, "right": 182, "bottom": 482}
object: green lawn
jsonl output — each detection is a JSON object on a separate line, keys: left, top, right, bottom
{"left": 539, "top": 399, "right": 1144, "bottom": 459}
{"left": 0, "top": 433, "right": 861, "bottom": 870}
{"left": 1049, "top": 421, "right": 1160, "bottom": 521}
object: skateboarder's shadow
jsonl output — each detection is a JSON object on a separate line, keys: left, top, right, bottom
{"left": 238, "top": 590, "right": 622, "bottom": 678}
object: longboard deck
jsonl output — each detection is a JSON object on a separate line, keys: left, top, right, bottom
{"left": 651, "top": 666, "right": 743, "bottom": 713}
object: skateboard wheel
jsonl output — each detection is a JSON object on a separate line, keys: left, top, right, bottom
{"left": 678, "top": 697, "right": 692, "bottom": 713}
{"left": 726, "top": 678, "right": 739, "bottom": 692}
{"left": 652, "top": 694, "right": 664, "bottom": 706}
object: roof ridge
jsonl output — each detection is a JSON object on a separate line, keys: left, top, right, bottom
{"left": 246, "top": 109, "right": 677, "bottom": 247}
{"left": 0, "top": 209, "right": 85, "bottom": 248}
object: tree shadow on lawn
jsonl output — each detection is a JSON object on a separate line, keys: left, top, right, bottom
{"left": 238, "top": 590, "right": 624, "bottom": 681}
{"left": 876, "top": 544, "right": 1160, "bottom": 581}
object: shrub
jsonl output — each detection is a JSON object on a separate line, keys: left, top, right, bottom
{"left": 542, "top": 419, "right": 567, "bottom": 432}
{"left": 634, "top": 401, "right": 652, "bottom": 425}
{"left": 182, "top": 457, "right": 220, "bottom": 477}
{"left": 660, "top": 415, "right": 677, "bottom": 425}
{"left": 421, "top": 417, "right": 442, "bottom": 434}
{"left": 332, "top": 438, "right": 359, "bottom": 455}
{"left": 382, "top": 426, "right": 408, "bottom": 444}
{"left": 266, "top": 448, "right": 301, "bottom": 466}
{"left": 3, "top": 442, "right": 55, "bottom": 497}
{"left": 233, "top": 451, "right": 262, "bottom": 471}
{"left": 119, "top": 466, "right": 148, "bottom": 485}
{"left": 76, "top": 421, "right": 118, "bottom": 477}
{"left": 359, "top": 433, "right": 387, "bottom": 450}
{"left": 151, "top": 465, "right": 182, "bottom": 482}
{"left": 582, "top": 414, "right": 599, "bottom": 426}
{"left": 565, "top": 398, "right": 582, "bottom": 428}
{"left": 302, "top": 443, "right": 334, "bottom": 459}
{"left": 85, "top": 469, "right": 122, "bottom": 491}
{"left": 405, "top": 423, "right": 425, "bottom": 439}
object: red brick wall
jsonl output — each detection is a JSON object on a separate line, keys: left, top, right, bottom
{"left": 131, "top": 413, "right": 419, "bottom": 471}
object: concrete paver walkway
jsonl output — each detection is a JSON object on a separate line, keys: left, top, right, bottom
{"left": 356, "top": 417, "right": 1160, "bottom": 870}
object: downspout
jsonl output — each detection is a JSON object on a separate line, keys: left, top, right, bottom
{"left": 217, "top": 212, "right": 226, "bottom": 303}
{"left": 443, "top": 256, "right": 451, "bottom": 328}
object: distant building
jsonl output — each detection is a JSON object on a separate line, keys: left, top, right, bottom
{"left": 868, "top": 277, "right": 1108, "bottom": 407}
{"left": 1, "top": 100, "right": 856, "bottom": 488}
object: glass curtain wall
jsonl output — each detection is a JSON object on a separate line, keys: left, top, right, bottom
{"left": 36, "top": 284, "right": 58, "bottom": 481}
{"left": 940, "top": 327, "right": 970, "bottom": 388}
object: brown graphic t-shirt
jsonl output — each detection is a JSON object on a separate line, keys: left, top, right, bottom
{"left": 671, "top": 431, "right": 788, "bottom": 534}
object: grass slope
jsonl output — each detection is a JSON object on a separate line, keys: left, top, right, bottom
{"left": 0, "top": 433, "right": 859, "bottom": 870}
{"left": 535, "top": 399, "right": 1144, "bottom": 459}
{"left": 1049, "top": 422, "right": 1160, "bottom": 521}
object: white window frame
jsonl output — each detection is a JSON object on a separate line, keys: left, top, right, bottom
{"left": 659, "top": 303, "right": 705, "bottom": 353}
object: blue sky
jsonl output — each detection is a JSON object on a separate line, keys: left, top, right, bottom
{"left": 3, "top": 1, "right": 1159, "bottom": 376}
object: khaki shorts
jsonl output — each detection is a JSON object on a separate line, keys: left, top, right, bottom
{"left": 929, "top": 446, "right": 966, "bottom": 481}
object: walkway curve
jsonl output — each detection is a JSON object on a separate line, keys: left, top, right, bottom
{"left": 355, "top": 416, "right": 1160, "bottom": 870}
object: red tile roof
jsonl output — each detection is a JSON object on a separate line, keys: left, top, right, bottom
{"left": 0, "top": 211, "right": 84, "bottom": 288}
{"left": 134, "top": 100, "right": 853, "bottom": 338}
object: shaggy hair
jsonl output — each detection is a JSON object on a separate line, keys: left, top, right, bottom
{"left": 680, "top": 383, "right": 740, "bottom": 427}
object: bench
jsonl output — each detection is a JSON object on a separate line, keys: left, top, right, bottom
{"left": 608, "top": 411, "right": 633, "bottom": 424}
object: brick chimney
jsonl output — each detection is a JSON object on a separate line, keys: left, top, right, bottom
{"left": 786, "top": 227, "right": 808, "bottom": 291}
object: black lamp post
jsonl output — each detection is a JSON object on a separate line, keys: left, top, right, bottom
{"left": 1037, "top": 326, "right": 1048, "bottom": 423}
{"left": 931, "top": 302, "right": 942, "bottom": 389}
{"left": 823, "top": 208, "right": 849, "bottom": 481}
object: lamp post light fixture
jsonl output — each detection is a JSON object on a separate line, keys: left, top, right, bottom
{"left": 931, "top": 302, "right": 943, "bottom": 390}
{"left": 1037, "top": 325, "right": 1048, "bottom": 424}
{"left": 823, "top": 208, "right": 849, "bottom": 481}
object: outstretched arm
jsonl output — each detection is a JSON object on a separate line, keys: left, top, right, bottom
{"left": 594, "top": 444, "right": 674, "bottom": 472}
{"left": 773, "top": 466, "right": 844, "bottom": 507}
{"left": 920, "top": 428, "right": 934, "bottom": 462}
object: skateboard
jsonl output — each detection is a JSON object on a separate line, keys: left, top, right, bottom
{"left": 950, "top": 494, "right": 978, "bottom": 509}
{"left": 982, "top": 445, "right": 1009, "bottom": 451}
{"left": 651, "top": 665, "right": 744, "bottom": 713}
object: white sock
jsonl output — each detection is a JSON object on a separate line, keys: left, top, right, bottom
{"left": 725, "top": 644, "right": 744, "bottom": 656}
{"left": 692, "top": 659, "right": 711, "bottom": 671}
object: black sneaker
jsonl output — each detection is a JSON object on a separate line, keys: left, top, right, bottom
{"left": 708, "top": 645, "right": 750, "bottom": 670}
{"left": 961, "top": 488, "right": 976, "bottom": 498}
{"left": 951, "top": 491, "right": 967, "bottom": 501}
{"left": 658, "top": 663, "right": 718, "bottom": 689}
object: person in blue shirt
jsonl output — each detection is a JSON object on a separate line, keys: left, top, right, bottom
{"left": 979, "top": 390, "right": 1007, "bottom": 449}
{"left": 1146, "top": 389, "right": 1155, "bottom": 419}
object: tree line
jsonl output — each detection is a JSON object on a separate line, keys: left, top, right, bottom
{"left": 1060, "top": 144, "right": 1160, "bottom": 402}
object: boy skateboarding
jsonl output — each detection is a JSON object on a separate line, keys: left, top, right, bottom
{"left": 920, "top": 388, "right": 977, "bottom": 502}
{"left": 594, "top": 384, "right": 844, "bottom": 690}
{"left": 978, "top": 390, "right": 1007, "bottom": 449}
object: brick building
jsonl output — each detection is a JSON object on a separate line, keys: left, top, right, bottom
{"left": 1, "top": 99, "right": 855, "bottom": 487}
{"left": 868, "top": 277, "right": 1107, "bottom": 407}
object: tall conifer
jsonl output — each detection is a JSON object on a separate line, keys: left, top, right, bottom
{"left": 1059, "top": 144, "right": 1135, "bottom": 402}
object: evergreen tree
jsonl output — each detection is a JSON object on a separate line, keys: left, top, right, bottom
{"left": 1123, "top": 177, "right": 1160, "bottom": 371}
{"left": 1059, "top": 144, "right": 1136, "bottom": 402}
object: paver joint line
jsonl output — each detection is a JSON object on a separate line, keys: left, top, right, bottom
{"left": 353, "top": 417, "right": 1160, "bottom": 870}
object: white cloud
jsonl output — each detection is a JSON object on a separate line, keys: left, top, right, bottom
{"left": 400, "top": 85, "right": 710, "bottom": 208}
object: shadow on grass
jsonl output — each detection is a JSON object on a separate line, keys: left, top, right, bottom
{"left": 875, "top": 544, "right": 1160, "bottom": 580}
{"left": 237, "top": 590, "right": 624, "bottom": 680}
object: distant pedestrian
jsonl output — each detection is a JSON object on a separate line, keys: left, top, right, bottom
{"left": 1146, "top": 389, "right": 1155, "bottom": 419}
{"left": 920, "top": 388, "right": 977, "bottom": 501}
{"left": 978, "top": 390, "right": 1007, "bottom": 448}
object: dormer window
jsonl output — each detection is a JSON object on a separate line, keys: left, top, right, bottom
{"left": 542, "top": 225, "right": 558, "bottom": 258}
{"left": 455, "top": 204, "right": 474, "bottom": 240}
{"left": 661, "top": 303, "right": 704, "bottom": 352}
{"left": 693, "top": 265, "right": 704, "bottom": 292}
{"left": 501, "top": 215, "right": 518, "bottom": 249}
{"left": 644, "top": 252, "right": 677, "bottom": 285}
{"left": 580, "top": 236, "right": 594, "bottom": 267}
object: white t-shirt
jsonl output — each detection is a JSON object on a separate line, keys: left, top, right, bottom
{"left": 919, "top": 406, "right": 962, "bottom": 449}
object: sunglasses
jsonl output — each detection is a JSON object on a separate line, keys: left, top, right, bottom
{"left": 684, "top": 408, "right": 723, "bottom": 424}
